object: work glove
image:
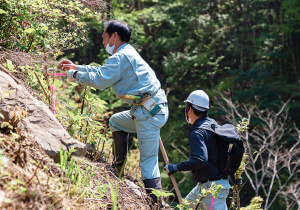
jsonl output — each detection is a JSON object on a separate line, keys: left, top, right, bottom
{"left": 230, "top": 175, "right": 243, "bottom": 186}
{"left": 164, "top": 164, "right": 178, "bottom": 176}
{"left": 67, "top": 70, "right": 77, "bottom": 82}
{"left": 59, "top": 59, "right": 77, "bottom": 71}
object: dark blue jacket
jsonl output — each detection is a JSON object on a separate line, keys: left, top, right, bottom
{"left": 176, "top": 116, "right": 226, "bottom": 183}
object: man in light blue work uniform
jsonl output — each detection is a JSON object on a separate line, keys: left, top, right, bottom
{"left": 59, "top": 20, "right": 168, "bottom": 206}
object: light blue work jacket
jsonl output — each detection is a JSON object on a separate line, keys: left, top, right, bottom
{"left": 75, "top": 43, "right": 168, "bottom": 180}
{"left": 76, "top": 43, "right": 167, "bottom": 104}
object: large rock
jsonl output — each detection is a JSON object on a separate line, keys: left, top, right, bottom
{"left": 0, "top": 69, "right": 86, "bottom": 162}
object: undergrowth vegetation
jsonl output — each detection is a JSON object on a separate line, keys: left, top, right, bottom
{"left": 0, "top": 34, "right": 254, "bottom": 210}
{"left": 0, "top": 83, "right": 151, "bottom": 209}
{"left": 1, "top": 0, "right": 298, "bottom": 209}
{"left": 0, "top": 0, "right": 151, "bottom": 209}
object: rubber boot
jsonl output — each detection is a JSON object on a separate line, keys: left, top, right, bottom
{"left": 143, "top": 177, "right": 168, "bottom": 209}
{"left": 112, "top": 131, "right": 129, "bottom": 177}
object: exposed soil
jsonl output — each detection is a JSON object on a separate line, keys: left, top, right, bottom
{"left": 0, "top": 129, "right": 152, "bottom": 209}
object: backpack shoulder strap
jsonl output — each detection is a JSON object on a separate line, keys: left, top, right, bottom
{"left": 196, "top": 117, "right": 219, "bottom": 133}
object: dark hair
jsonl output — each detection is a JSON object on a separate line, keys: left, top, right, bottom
{"left": 186, "top": 102, "right": 208, "bottom": 117}
{"left": 105, "top": 20, "right": 131, "bottom": 42}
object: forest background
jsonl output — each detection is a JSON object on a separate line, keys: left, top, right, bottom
{"left": 1, "top": 0, "right": 299, "bottom": 209}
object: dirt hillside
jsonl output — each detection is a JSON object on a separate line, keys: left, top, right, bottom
{"left": 0, "top": 67, "right": 152, "bottom": 209}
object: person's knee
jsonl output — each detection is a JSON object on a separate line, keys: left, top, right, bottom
{"left": 138, "top": 139, "right": 159, "bottom": 159}
{"left": 109, "top": 114, "right": 119, "bottom": 131}
{"left": 109, "top": 113, "right": 117, "bottom": 124}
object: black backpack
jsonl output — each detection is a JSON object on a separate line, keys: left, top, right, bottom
{"left": 199, "top": 121, "right": 245, "bottom": 176}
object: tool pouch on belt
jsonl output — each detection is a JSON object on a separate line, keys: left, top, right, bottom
{"left": 139, "top": 93, "right": 161, "bottom": 116}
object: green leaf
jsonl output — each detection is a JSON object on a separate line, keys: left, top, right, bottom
{"left": 0, "top": 150, "right": 8, "bottom": 165}
{"left": 79, "top": 188, "right": 88, "bottom": 198}
{"left": 53, "top": 79, "right": 63, "bottom": 89}
{"left": 74, "top": 165, "right": 80, "bottom": 179}
{"left": 68, "top": 146, "right": 77, "bottom": 156}
{"left": 24, "top": 28, "right": 36, "bottom": 34}
{"left": 4, "top": 198, "right": 12, "bottom": 204}
{"left": 85, "top": 94, "right": 93, "bottom": 101}
{"left": 69, "top": 158, "right": 75, "bottom": 168}
{"left": 68, "top": 82, "right": 79, "bottom": 86}
{"left": 0, "top": 9, "right": 7, "bottom": 14}
{"left": 68, "top": 111, "right": 75, "bottom": 119}
{"left": 76, "top": 172, "right": 82, "bottom": 186}
{"left": 152, "top": 189, "right": 174, "bottom": 197}
{"left": 15, "top": 179, "right": 26, "bottom": 186}
{"left": 63, "top": 151, "right": 68, "bottom": 171}
{"left": 18, "top": 187, "right": 27, "bottom": 194}
{"left": 60, "top": 146, "right": 64, "bottom": 172}
{"left": 6, "top": 59, "right": 15, "bottom": 71}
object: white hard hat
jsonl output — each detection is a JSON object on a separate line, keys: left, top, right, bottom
{"left": 184, "top": 90, "right": 209, "bottom": 110}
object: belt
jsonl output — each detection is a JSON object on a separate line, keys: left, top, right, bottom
{"left": 199, "top": 176, "right": 227, "bottom": 184}
{"left": 133, "top": 88, "right": 161, "bottom": 106}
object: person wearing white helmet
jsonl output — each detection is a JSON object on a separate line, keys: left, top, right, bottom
{"left": 164, "top": 90, "right": 231, "bottom": 209}
{"left": 184, "top": 90, "right": 209, "bottom": 124}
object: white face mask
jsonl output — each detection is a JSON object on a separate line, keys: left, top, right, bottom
{"left": 186, "top": 117, "right": 192, "bottom": 124}
{"left": 185, "top": 107, "right": 192, "bottom": 124}
{"left": 105, "top": 35, "right": 116, "bottom": 55}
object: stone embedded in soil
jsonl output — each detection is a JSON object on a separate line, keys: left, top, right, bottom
{"left": 0, "top": 70, "right": 86, "bottom": 162}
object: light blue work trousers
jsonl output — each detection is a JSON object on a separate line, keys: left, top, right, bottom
{"left": 185, "top": 179, "right": 231, "bottom": 210}
{"left": 109, "top": 103, "right": 169, "bottom": 180}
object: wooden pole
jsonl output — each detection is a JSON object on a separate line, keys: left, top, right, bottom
{"left": 34, "top": 72, "right": 50, "bottom": 105}
{"left": 159, "top": 137, "right": 183, "bottom": 204}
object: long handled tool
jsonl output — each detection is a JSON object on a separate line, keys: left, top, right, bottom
{"left": 159, "top": 137, "right": 183, "bottom": 204}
